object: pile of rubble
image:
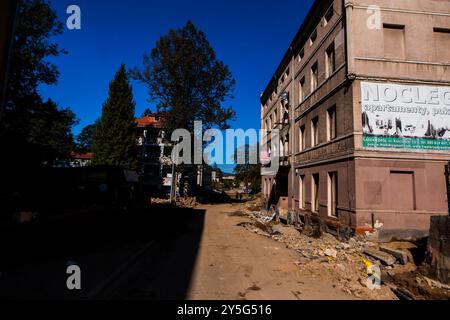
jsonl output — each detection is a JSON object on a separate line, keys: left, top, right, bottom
{"left": 177, "top": 197, "right": 198, "bottom": 208}
{"left": 150, "top": 197, "right": 198, "bottom": 208}
{"left": 150, "top": 198, "right": 171, "bottom": 205}
{"left": 240, "top": 220, "right": 397, "bottom": 299}
{"left": 237, "top": 201, "right": 450, "bottom": 300}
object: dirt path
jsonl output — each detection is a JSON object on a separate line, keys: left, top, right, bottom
{"left": 186, "top": 203, "right": 355, "bottom": 300}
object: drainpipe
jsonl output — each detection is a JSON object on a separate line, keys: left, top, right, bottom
{"left": 290, "top": 48, "right": 296, "bottom": 221}
{"left": 169, "top": 144, "right": 178, "bottom": 204}
{"left": 446, "top": 162, "right": 450, "bottom": 216}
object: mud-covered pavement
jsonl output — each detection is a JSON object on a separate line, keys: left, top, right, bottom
{"left": 101, "top": 203, "right": 356, "bottom": 300}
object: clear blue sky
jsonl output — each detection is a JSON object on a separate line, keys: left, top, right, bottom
{"left": 39, "top": 0, "right": 314, "bottom": 171}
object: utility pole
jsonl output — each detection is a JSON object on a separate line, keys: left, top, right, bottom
{"left": 446, "top": 162, "right": 450, "bottom": 216}
{"left": 169, "top": 143, "right": 178, "bottom": 204}
{"left": 290, "top": 50, "right": 296, "bottom": 219}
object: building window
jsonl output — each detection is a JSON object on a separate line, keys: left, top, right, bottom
{"left": 312, "top": 173, "right": 319, "bottom": 213}
{"left": 299, "top": 125, "right": 306, "bottom": 152}
{"left": 434, "top": 27, "right": 450, "bottom": 62}
{"left": 327, "top": 106, "right": 337, "bottom": 141}
{"left": 327, "top": 172, "right": 338, "bottom": 217}
{"left": 324, "top": 5, "right": 334, "bottom": 26}
{"left": 274, "top": 109, "right": 278, "bottom": 125}
{"left": 298, "top": 48, "right": 305, "bottom": 62}
{"left": 299, "top": 175, "right": 306, "bottom": 209}
{"left": 269, "top": 114, "right": 273, "bottom": 129}
{"left": 311, "top": 116, "right": 319, "bottom": 147}
{"left": 299, "top": 77, "right": 305, "bottom": 104}
{"left": 311, "top": 62, "right": 318, "bottom": 92}
{"left": 383, "top": 23, "right": 405, "bottom": 60}
{"left": 310, "top": 29, "right": 317, "bottom": 46}
{"left": 325, "top": 43, "right": 335, "bottom": 78}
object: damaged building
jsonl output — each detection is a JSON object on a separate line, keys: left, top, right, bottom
{"left": 261, "top": 0, "right": 450, "bottom": 241}
{"left": 136, "top": 113, "right": 173, "bottom": 196}
{"left": 136, "top": 113, "right": 214, "bottom": 197}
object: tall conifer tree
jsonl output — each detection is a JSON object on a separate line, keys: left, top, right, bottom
{"left": 93, "top": 65, "right": 137, "bottom": 169}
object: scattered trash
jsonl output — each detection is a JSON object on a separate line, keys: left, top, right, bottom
{"left": 177, "top": 197, "right": 197, "bottom": 208}
{"left": 233, "top": 201, "right": 449, "bottom": 300}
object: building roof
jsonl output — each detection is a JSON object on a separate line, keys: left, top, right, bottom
{"left": 135, "top": 113, "right": 165, "bottom": 128}
{"left": 70, "top": 152, "right": 93, "bottom": 160}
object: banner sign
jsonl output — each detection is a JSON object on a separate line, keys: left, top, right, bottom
{"left": 361, "top": 82, "right": 450, "bottom": 151}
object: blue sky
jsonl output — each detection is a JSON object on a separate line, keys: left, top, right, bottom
{"left": 39, "top": 0, "right": 314, "bottom": 172}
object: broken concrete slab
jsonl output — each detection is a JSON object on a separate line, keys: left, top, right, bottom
{"left": 379, "top": 246, "right": 409, "bottom": 265}
{"left": 364, "top": 248, "right": 397, "bottom": 266}
{"left": 324, "top": 248, "right": 338, "bottom": 258}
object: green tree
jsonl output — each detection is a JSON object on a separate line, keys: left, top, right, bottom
{"left": 76, "top": 123, "right": 96, "bottom": 153}
{"left": 233, "top": 144, "right": 261, "bottom": 191}
{"left": 131, "top": 20, "right": 236, "bottom": 134}
{"left": 1, "top": 0, "right": 76, "bottom": 170}
{"left": 141, "top": 108, "right": 153, "bottom": 117}
{"left": 27, "top": 99, "right": 77, "bottom": 164}
{"left": 234, "top": 164, "right": 261, "bottom": 191}
{"left": 92, "top": 64, "right": 137, "bottom": 170}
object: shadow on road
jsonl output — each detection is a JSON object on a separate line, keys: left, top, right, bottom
{"left": 100, "top": 205, "right": 206, "bottom": 300}
{"left": 0, "top": 205, "right": 205, "bottom": 300}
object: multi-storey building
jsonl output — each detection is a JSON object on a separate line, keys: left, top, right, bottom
{"left": 261, "top": 0, "right": 450, "bottom": 241}
{"left": 136, "top": 113, "right": 214, "bottom": 197}
{"left": 136, "top": 113, "right": 173, "bottom": 195}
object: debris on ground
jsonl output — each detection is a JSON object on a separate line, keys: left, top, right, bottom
{"left": 150, "top": 197, "right": 198, "bottom": 208}
{"left": 150, "top": 198, "right": 171, "bottom": 205}
{"left": 363, "top": 248, "right": 396, "bottom": 266}
{"left": 177, "top": 197, "right": 198, "bottom": 208}
{"left": 234, "top": 202, "right": 450, "bottom": 300}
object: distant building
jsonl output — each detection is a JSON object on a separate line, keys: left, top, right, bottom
{"left": 136, "top": 113, "right": 213, "bottom": 196}
{"left": 136, "top": 113, "right": 173, "bottom": 195}
{"left": 261, "top": 0, "right": 450, "bottom": 241}
{"left": 69, "top": 152, "right": 93, "bottom": 167}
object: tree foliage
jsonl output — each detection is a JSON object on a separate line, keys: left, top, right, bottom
{"left": 131, "top": 21, "right": 236, "bottom": 133}
{"left": 76, "top": 123, "right": 96, "bottom": 153}
{"left": 141, "top": 108, "right": 153, "bottom": 117}
{"left": 92, "top": 65, "right": 137, "bottom": 170}
{"left": 233, "top": 144, "right": 261, "bottom": 191}
{"left": 1, "top": 0, "right": 76, "bottom": 169}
